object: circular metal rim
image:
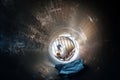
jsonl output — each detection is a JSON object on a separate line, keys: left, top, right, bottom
{"left": 49, "top": 33, "right": 80, "bottom": 64}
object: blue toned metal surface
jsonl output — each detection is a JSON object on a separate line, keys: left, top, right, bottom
{"left": 55, "top": 59, "right": 84, "bottom": 75}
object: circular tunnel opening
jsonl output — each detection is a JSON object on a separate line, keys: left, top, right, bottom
{"left": 49, "top": 30, "right": 80, "bottom": 64}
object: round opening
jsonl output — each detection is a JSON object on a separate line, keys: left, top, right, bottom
{"left": 52, "top": 36, "right": 75, "bottom": 61}
{"left": 49, "top": 33, "right": 80, "bottom": 64}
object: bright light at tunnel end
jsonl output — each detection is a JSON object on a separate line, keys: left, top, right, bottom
{"left": 48, "top": 29, "right": 82, "bottom": 64}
